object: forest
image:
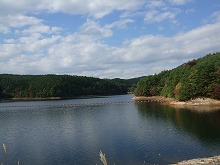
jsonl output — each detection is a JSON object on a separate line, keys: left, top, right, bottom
{"left": 134, "top": 52, "right": 220, "bottom": 101}
{"left": 1, "top": 52, "right": 219, "bottom": 101}
{"left": 0, "top": 74, "right": 136, "bottom": 99}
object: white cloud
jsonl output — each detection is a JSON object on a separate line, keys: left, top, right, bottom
{"left": 22, "top": 25, "right": 61, "bottom": 35}
{"left": 44, "top": 42, "right": 114, "bottom": 71}
{"left": 211, "top": 11, "right": 220, "bottom": 22}
{"left": 0, "top": 43, "right": 20, "bottom": 59}
{"left": 0, "top": 34, "right": 60, "bottom": 62}
{"left": 21, "top": 35, "right": 61, "bottom": 53}
{"left": 42, "top": 0, "right": 144, "bottom": 18}
{"left": 4, "top": 15, "right": 41, "bottom": 27}
{"left": 168, "top": 0, "right": 192, "bottom": 5}
{"left": 185, "top": 8, "right": 195, "bottom": 14}
{"left": 0, "top": 26, "right": 10, "bottom": 34}
{"left": 0, "top": 0, "right": 145, "bottom": 18}
{"left": 144, "top": 0, "right": 182, "bottom": 24}
{"left": 0, "top": 0, "right": 36, "bottom": 15}
{"left": 1, "top": 20, "right": 220, "bottom": 78}
{"left": 79, "top": 20, "right": 113, "bottom": 40}
{"left": 174, "top": 22, "right": 220, "bottom": 55}
{"left": 143, "top": 0, "right": 192, "bottom": 24}
{"left": 203, "top": 11, "right": 220, "bottom": 24}
{"left": 144, "top": 9, "right": 179, "bottom": 24}
{"left": 0, "top": 0, "right": 219, "bottom": 78}
{"left": 105, "top": 19, "right": 135, "bottom": 29}
{"left": 126, "top": 22, "right": 220, "bottom": 62}
{"left": 0, "top": 14, "right": 42, "bottom": 34}
{"left": 147, "top": 0, "right": 166, "bottom": 8}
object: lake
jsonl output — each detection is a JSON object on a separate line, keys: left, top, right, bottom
{"left": 0, "top": 94, "right": 220, "bottom": 165}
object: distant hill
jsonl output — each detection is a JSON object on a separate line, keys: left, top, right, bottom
{"left": 126, "top": 76, "right": 145, "bottom": 83}
{"left": 0, "top": 74, "right": 133, "bottom": 99}
{"left": 124, "top": 76, "right": 146, "bottom": 93}
{"left": 134, "top": 52, "right": 220, "bottom": 101}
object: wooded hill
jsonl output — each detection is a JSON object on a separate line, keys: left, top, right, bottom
{"left": 0, "top": 74, "right": 136, "bottom": 99}
{"left": 1, "top": 52, "right": 219, "bottom": 101}
{"left": 134, "top": 52, "right": 220, "bottom": 101}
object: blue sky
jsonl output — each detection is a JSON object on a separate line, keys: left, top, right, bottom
{"left": 0, "top": 0, "right": 220, "bottom": 79}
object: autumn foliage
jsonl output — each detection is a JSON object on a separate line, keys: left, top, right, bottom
{"left": 135, "top": 52, "right": 220, "bottom": 101}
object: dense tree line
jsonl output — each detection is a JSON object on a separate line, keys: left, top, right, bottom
{"left": 135, "top": 52, "right": 220, "bottom": 101}
{"left": 0, "top": 74, "right": 135, "bottom": 99}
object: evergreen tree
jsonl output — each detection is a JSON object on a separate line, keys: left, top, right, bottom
{"left": 135, "top": 52, "right": 220, "bottom": 101}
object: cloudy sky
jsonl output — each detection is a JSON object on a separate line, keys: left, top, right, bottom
{"left": 0, "top": 0, "right": 220, "bottom": 79}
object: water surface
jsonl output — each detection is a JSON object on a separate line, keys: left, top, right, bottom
{"left": 0, "top": 94, "right": 220, "bottom": 164}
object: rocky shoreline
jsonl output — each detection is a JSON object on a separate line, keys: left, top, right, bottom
{"left": 133, "top": 96, "right": 220, "bottom": 111}
{"left": 133, "top": 96, "right": 175, "bottom": 103}
{"left": 171, "top": 155, "right": 220, "bottom": 165}
{"left": 133, "top": 96, "right": 220, "bottom": 105}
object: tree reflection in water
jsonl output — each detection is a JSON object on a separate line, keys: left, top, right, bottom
{"left": 136, "top": 102, "right": 220, "bottom": 144}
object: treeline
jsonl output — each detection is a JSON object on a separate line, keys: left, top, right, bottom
{"left": 135, "top": 52, "right": 220, "bottom": 101}
{"left": 0, "top": 74, "right": 135, "bottom": 99}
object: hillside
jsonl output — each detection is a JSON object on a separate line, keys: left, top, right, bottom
{"left": 134, "top": 52, "right": 220, "bottom": 101}
{"left": 0, "top": 74, "right": 133, "bottom": 99}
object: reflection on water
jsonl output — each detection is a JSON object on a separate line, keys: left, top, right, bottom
{"left": 136, "top": 102, "right": 220, "bottom": 144}
{"left": 0, "top": 95, "right": 220, "bottom": 165}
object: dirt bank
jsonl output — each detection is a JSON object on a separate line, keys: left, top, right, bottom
{"left": 171, "top": 155, "right": 220, "bottom": 165}
{"left": 133, "top": 96, "right": 175, "bottom": 102}
{"left": 132, "top": 96, "right": 220, "bottom": 111}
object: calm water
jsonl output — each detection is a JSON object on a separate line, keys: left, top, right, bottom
{"left": 0, "top": 94, "right": 220, "bottom": 165}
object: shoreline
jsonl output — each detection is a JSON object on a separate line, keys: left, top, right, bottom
{"left": 132, "top": 96, "right": 220, "bottom": 111}
{"left": 170, "top": 155, "right": 220, "bottom": 164}
{"left": 133, "top": 96, "right": 175, "bottom": 102}
{"left": 0, "top": 95, "right": 111, "bottom": 102}
{"left": 0, "top": 97, "right": 64, "bottom": 102}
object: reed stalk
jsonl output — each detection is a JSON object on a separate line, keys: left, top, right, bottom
{"left": 1, "top": 143, "right": 20, "bottom": 165}
{"left": 2, "top": 144, "right": 6, "bottom": 154}
{"left": 2, "top": 143, "right": 9, "bottom": 165}
{"left": 99, "top": 150, "right": 108, "bottom": 165}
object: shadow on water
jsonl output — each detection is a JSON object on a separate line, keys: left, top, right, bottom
{"left": 135, "top": 102, "right": 220, "bottom": 144}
